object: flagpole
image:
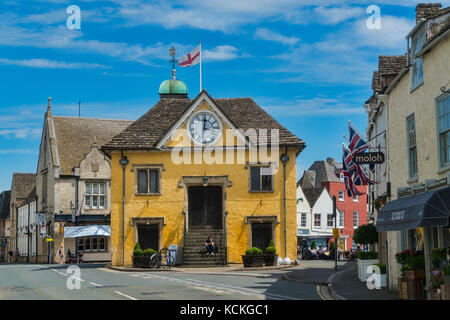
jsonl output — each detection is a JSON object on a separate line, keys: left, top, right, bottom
{"left": 199, "top": 40, "right": 202, "bottom": 92}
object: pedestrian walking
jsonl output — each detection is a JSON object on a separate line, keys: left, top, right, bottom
{"left": 58, "top": 245, "right": 65, "bottom": 264}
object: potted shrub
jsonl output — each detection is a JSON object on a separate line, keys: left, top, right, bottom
{"left": 132, "top": 243, "right": 146, "bottom": 267}
{"left": 403, "top": 255, "right": 425, "bottom": 280}
{"left": 242, "top": 247, "right": 264, "bottom": 267}
{"left": 263, "top": 241, "right": 278, "bottom": 266}
{"left": 357, "top": 251, "right": 379, "bottom": 282}
{"left": 354, "top": 224, "right": 379, "bottom": 282}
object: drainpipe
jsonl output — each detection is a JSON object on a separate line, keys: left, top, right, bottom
{"left": 119, "top": 152, "right": 129, "bottom": 266}
{"left": 27, "top": 198, "right": 30, "bottom": 264}
{"left": 280, "top": 150, "right": 289, "bottom": 258}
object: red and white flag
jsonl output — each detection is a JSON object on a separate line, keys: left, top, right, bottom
{"left": 179, "top": 44, "right": 201, "bottom": 67}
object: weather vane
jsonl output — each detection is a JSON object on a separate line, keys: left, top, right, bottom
{"left": 169, "top": 47, "right": 178, "bottom": 79}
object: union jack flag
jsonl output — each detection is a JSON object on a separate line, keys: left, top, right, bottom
{"left": 342, "top": 147, "right": 364, "bottom": 197}
{"left": 347, "top": 124, "right": 377, "bottom": 186}
{"left": 348, "top": 124, "right": 368, "bottom": 155}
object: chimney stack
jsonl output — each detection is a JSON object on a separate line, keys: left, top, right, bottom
{"left": 326, "top": 157, "right": 335, "bottom": 167}
{"left": 415, "top": 3, "right": 442, "bottom": 23}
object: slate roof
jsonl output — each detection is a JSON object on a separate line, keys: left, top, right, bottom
{"left": 0, "top": 191, "right": 11, "bottom": 220}
{"left": 52, "top": 117, "right": 133, "bottom": 175}
{"left": 301, "top": 160, "right": 341, "bottom": 189}
{"left": 103, "top": 91, "right": 305, "bottom": 151}
{"left": 302, "top": 188, "right": 324, "bottom": 208}
{"left": 10, "top": 173, "right": 36, "bottom": 205}
{"left": 378, "top": 55, "right": 407, "bottom": 75}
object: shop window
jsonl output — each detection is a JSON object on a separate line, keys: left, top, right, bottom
{"left": 249, "top": 166, "right": 273, "bottom": 192}
{"left": 77, "top": 237, "right": 108, "bottom": 253}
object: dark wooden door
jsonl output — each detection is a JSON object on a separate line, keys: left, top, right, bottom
{"left": 137, "top": 225, "right": 159, "bottom": 251}
{"left": 251, "top": 223, "right": 272, "bottom": 251}
{"left": 188, "top": 186, "right": 223, "bottom": 230}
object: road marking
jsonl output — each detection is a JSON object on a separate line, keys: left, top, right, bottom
{"left": 186, "top": 278, "right": 300, "bottom": 300}
{"left": 115, "top": 291, "right": 138, "bottom": 300}
{"left": 58, "top": 272, "right": 69, "bottom": 277}
{"left": 89, "top": 282, "right": 103, "bottom": 287}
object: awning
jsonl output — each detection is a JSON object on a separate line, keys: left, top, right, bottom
{"left": 376, "top": 186, "right": 450, "bottom": 232}
{"left": 64, "top": 225, "right": 111, "bottom": 238}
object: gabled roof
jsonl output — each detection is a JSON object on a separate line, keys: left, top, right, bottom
{"left": 0, "top": 191, "right": 11, "bottom": 219}
{"left": 10, "top": 173, "right": 36, "bottom": 205}
{"left": 303, "top": 188, "right": 325, "bottom": 208}
{"left": 301, "top": 160, "right": 341, "bottom": 189}
{"left": 51, "top": 117, "right": 133, "bottom": 175}
{"left": 378, "top": 55, "right": 407, "bottom": 75}
{"left": 102, "top": 90, "right": 305, "bottom": 151}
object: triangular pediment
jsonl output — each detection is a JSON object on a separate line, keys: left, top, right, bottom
{"left": 157, "top": 91, "right": 249, "bottom": 149}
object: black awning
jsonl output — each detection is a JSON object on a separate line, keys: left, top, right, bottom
{"left": 376, "top": 186, "right": 450, "bottom": 231}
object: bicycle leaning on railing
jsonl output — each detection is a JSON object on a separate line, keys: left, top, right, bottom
{"left": 150, "top": 248, "right": 174, "bottom": 269}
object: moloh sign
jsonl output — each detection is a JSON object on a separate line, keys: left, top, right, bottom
{"left": 353, "top": 152, "right": 385, "bottom": 165}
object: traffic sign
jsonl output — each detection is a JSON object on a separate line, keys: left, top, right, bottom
{"left": 332, "top": 228, "right": 340, "bottom": 238}
{"left": 45, "top": 238, "right": 54, "bottom": 242}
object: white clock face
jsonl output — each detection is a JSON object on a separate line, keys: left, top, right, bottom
{"left": 188, "top": 112, "right": 221, "bottom": 145}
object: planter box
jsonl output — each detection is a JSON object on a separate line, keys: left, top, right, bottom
{"left": 376, "top": 274, "right": 387, "bottom": 287}
{"left": 241, "top": 255, "right": 264, "bottom": 268}
{"left": 441, "top": 284, "right": 450, "bottom": 300}
{"left": 358, "top": 259, "right": 379, "bottom": 282}
{"left": 133, "top": 255, "right": 151, "bottom": 268}
{"left": 403, "top": 269, "right": 425, "bottom": 280}
{"left": 398, "top": 277, "right": 425, "bottom": 300}
{"left": 263, "top": 254, "right": 278, "bottom": 266}
{"left": 444, "top": 275, "right": 450, "bottom": 285}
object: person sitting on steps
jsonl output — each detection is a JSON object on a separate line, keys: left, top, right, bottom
{"left": 204, "top": 235, "right": 215, "bottom": 256}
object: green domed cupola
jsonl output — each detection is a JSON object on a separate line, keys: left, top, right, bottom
{"left": 159, "top": 47, "right": 189, "bottom": 99}
{"left": 159, "top": 79, "right": 188, "bottom": 98}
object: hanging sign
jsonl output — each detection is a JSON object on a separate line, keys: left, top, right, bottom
{"left": 353, "top": 152, "right": 385, "bottom": 165}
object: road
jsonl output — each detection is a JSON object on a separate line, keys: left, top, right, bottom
{"left": 0, "top": 263, "right": 322, "bottom": 300}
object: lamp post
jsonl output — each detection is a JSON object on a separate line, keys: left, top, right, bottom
{"left": 119, "top": 154, "right": 129, "bottom": 266}
{"left": 333, "top": 195, "right": 338, "bottom": 271}
{"left": 280, "top": 152, "right": 289, "bottom": 259}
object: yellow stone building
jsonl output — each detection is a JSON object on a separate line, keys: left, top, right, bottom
{"left": 103, "top": 79, "right": 305, "bottom": 267}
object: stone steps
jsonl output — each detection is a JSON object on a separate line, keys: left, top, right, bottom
{"left": 182, "top": 230, "right": 227, "bottom": 266}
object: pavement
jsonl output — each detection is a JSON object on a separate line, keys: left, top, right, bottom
{"left": 108, "top": 263, "right": 295, "bottom": 274}
{"left": 281, "top": 260, "right": 400, "bottom": 300}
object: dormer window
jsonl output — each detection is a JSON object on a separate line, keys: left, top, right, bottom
{"left": 410, "top": 28, "right": 426, "bottom": 90}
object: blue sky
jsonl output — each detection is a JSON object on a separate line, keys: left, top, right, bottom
{"left": 0, "top": 0, "right": 448, "bottom": 191}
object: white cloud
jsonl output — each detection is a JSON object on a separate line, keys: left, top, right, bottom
{"left": 0, "top": 149, "right": 38, "bottom": 155}
{"left": 259, "top": 96, "right": 366, "bottom": 117}
{"left": 0, "top": 58, "right": 109, "bottom": 69}
{"left": 313, "top": 6, "right": 365, "bottom": 25}
{"left": 254, "top": 28, "right": 300, "bottom": 45}
{"left": 203, "top": 46, "right": 244, "bottom": 62}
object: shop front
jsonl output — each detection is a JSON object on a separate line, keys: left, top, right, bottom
{"left": 376, "top": 185, "right": 450, "bottom": 299}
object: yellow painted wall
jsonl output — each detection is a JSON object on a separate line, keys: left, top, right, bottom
{"left": 109, "top": 101, "right": 300, "bottom": 266}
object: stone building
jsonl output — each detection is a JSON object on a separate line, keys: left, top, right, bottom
{"left": 0, "top": 190, "right": 11, "bottom": 261}
{"left": 35, "top": 98, "right": 133, "bottom": 263}
{"left": 16, "top": 187, "right": 37, "bottom": 263}
{"left": 364, "top": 55, "right": 407, "bottom": 277}
{"left": 371, "top": 3, "right": 450, "bottom": 295}
{"left": 102, "top": 76, "right": 305, "bottom": 267}
{"left": 9, "top": 173, "right": 36, "bottom": 262}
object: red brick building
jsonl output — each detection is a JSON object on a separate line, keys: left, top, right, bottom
{"left": 300, "top": 158, "right": 367, "bottom": 250}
